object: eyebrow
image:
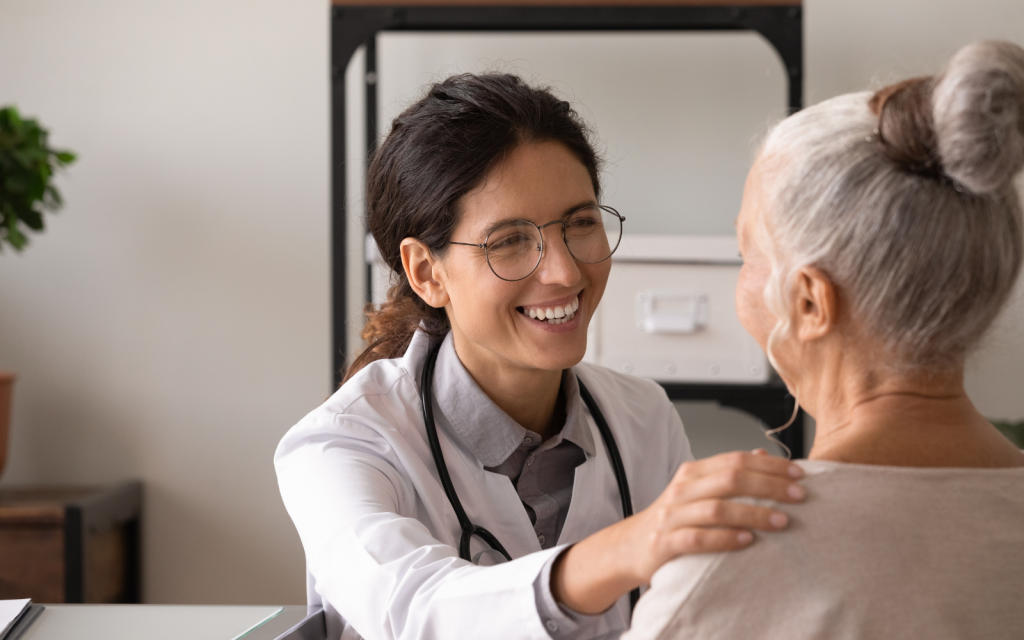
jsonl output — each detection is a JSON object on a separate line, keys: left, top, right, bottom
{"left": 479, "top": 200, "right": 599, "bottom": 238}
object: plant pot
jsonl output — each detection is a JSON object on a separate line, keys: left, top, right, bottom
{"left": 0, "top": 372, "right": 13, "bottom": 478}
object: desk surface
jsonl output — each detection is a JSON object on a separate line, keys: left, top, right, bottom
{"left": 19, "top": 605, "right": 320, "bottom": 640}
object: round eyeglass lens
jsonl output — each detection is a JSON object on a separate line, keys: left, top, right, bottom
{"left": 564, "top": 205, "right": 622, "bottom": 264}
{"left": 484, "top": 221, "right": 543, "bottom": 281}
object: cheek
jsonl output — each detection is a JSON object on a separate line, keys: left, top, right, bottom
{"left": 736, "top": 263, "right": 770, "bottom": 346}
{"left": 456, "top": 283, "right": 517, "bottom": 326}
{"left": 581, "top": 260, "right": 610, "bottom": 313}
{"left": 444, "top": 261, "right": 517, "bottom": 327}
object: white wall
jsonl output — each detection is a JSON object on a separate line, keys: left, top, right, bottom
{"left": 0, "top": 0, "right": 1022, "bottom": 605}
{"left": 0, "top": 0, "right": 329, "bottom": 603}
{"left": 377, "top": 32, "right": 788, "bottom": 236}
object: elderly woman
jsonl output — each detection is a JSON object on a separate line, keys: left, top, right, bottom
{"left": 624, "top": 40, "right": 1024, "bottom": 639}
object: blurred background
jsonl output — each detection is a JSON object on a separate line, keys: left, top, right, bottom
{"left": 0, "top": 0, "right": 1022, "bottom": 605}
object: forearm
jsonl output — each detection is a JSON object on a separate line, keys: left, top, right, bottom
{"left": 549, "top": 452, "right": 806, "bottom": 615}
{"left": 550, "top": 519, "right": 642, "bottom": 615}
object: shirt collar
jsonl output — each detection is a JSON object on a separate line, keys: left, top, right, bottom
{"left": 432, "top": 332, "right": 596, "bottom": 467}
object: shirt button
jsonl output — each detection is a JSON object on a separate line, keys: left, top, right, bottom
{"left": 527, "top": 455, "right": 535, "bottom": 466}
{"left": 523, "top": 437, "right": 533, "bottom": 444}
{"left": 537, "top": 534, "right": 545, "bottom": 545}
{"left": 545, "top": 620, "right": 558, "bottom": 633}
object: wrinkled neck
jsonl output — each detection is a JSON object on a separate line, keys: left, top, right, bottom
{"left": 804, "top": 357, "right": 1023, "bottom": 468}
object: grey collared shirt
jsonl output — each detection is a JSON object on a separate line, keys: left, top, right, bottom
{"left": 432, "top": 332, "right": 605, "bottom": 639}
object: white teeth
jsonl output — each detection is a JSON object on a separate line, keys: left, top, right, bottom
{"left": 521, "top": 295, "right": 581, "bottom": 324}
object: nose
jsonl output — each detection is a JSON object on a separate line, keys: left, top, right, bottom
{"left": 535, "top": 224, "right": 581, "bottom": 286}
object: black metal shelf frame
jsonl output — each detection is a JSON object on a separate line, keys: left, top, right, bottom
{"left": 331, "top": 4, "right": 805, "bottom": 456}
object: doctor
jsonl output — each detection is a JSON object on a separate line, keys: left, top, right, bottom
{"left": 275, "top": 73, "right": 806, "bottom": 640}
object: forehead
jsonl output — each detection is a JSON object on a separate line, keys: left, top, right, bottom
{"left": 737, "top": 157, "right": 772, "bottom": 244}
{"left": 459, "top": 141, "right": 597, "bottom": 232}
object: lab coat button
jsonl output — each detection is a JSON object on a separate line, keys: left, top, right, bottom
{"left": 545, "top": 620, "right": 558, "bottom": 633}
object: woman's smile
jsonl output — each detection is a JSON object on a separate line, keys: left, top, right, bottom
{"left": 516, "top": 291, "right": 584, "bottom": 334}
{"left": 517, "top": 292, "right": 581, "bottom": 324}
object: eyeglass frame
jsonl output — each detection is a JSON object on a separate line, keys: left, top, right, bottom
{"left": 448, "top": 204, "right": 626, "bottom": 282}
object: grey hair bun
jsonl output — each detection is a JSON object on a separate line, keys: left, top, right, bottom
{"left": 932, "top": 40, "right": 1024, "bottom": 194}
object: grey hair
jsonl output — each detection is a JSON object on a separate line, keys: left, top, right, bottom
{"left": 756, "top": 40, "right": 1024, "bottom": 372}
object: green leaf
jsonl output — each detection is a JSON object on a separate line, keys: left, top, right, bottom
{"left": 19, "top": 206, "right": 44, "bottom": 231}
{"left": 5, "top": 221, "right": 27, "bottom": 251}
{"left": 0, "top": 104, "right": 75, "bottom": 250}
{"left": 3, "top": 106, "right": 23, "bottom": 129}
{"left": 992, "top": 421, "right": 1024, "bottom": 448}
{"left": 44, "top": 185, "right": 63, "bottom": 208}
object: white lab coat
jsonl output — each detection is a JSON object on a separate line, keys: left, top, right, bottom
{"left": 275, "top": 330, "right": 693, "bottom": 640}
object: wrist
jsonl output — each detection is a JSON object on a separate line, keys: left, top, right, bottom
{"left": 551, "top": 519, "right": 645, "bottom": 614}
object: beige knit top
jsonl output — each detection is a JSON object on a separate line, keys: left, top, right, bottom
{"left": 623, "top": 459, "right": 1024, "bottom": 640}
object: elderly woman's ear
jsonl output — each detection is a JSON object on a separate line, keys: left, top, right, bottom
{"left": 792, "top": 266, "right": 837, "bottom": 343}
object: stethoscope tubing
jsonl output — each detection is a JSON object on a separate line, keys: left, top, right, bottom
{"left": 420, "top": 338, "right": 639, "bottom": 615}
{"left": 420, "top": 336, "right": 515, "bottom": 562}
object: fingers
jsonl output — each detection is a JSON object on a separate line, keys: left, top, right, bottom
{"left": 631, "top": 498, "right": 787, "bottom": 577}
{"left": 632, "top": 450, "right": 807, "bottom": 577}
{"left": 670, "top": 465, "right": 806, "bottom": 504}
{"left": 657, "top": 499, "right": 789, "bottom": 533}
{"left": 676, "top": 450, "right": 803, "bottom": 483}
{"left": 669, "top": 450, "right": 806, "bottom": 506}
{"left": 645, "top": 499, "right": 790, "bottom": 560}
{"left": 654, "top": 526, "right": 755, "bottom": 558}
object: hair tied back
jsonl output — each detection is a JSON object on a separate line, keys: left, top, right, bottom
{"left": 931, "top": 40, "right": 1024, "bottom": 194}
{"left": 869, "top": 77, "right": 945, "bottom": 180}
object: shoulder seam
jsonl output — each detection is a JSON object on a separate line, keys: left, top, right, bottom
{"left": 332, "top": 363, "right": 416, "bottom": 416}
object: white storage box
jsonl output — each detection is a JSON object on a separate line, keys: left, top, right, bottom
{"left": 585, "top": 234, "right": 771, "bottom": 384}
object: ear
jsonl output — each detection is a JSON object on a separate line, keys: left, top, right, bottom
{"left": 792, "top": 266, "right": 837, "bottom": 342}
{"left": 400, "top": 238, "right": 450, "bottom": 309}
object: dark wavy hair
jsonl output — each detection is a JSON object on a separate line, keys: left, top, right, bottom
{"left": 342, "top": 73, "right": 602, "bottom": 383}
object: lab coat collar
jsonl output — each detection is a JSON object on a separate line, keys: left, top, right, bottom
{"left": 430, "top": 331, "right": 596, "bottom": 467}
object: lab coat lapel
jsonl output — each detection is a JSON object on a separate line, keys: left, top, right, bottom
{"left": 433, "top": 407, "right": 542, "bottom": 559}
{"left": 557, "top": 414, "right": 619, "bottom": 547}
{"left": 477, "top": 470, "right": 541, "bottom": 558}
{"left": 557, "top": 454, "right": 599, "bottom": 546}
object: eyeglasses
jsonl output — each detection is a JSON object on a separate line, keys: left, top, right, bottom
{"left": 449, "top": 205, "right": 625, "bottom": 282}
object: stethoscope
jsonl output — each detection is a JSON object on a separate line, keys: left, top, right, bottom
{"left": 420, "top": 337, "right": 640, "bottom": 613}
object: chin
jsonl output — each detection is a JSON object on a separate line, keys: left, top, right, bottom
{"left": 530, "top": 340, "right": 588, "bottom": 371}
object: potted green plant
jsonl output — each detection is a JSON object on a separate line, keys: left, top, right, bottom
{"left": 992, "top": 420, "right": 1024, "bottom": 449}
{"left": 0, "top": 105, "right": 76, "bottom": 476}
